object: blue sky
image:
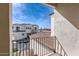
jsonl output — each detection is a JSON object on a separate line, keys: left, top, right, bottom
{"left": 12, "top": 3, "right": 54, "bottom": 29}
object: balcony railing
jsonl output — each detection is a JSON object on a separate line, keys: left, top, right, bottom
{"left": 30, "top": 37, "right": 55, "bottom": 56}
{"left": 53, "top": 36, "right": 67, "bottom": 56}
{"left": 12, "top": 38, "right": 30, "bottom": 56}
{"left": 12, "top": 36, "right": 67, "bottom": 56}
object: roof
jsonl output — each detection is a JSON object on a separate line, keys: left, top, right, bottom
{"left": 13, "top": 24, "right": 39, "bottom": 27}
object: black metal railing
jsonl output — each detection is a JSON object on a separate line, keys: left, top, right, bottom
{"left": 12, "top": 38, "right": 30, "bottom": 56}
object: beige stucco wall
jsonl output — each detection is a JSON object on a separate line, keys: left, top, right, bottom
{"left": 51, "top": 9, "right": 79, "bottom": 56}
{"left": 56, "top": 3, "right": 79, "bottom": 29}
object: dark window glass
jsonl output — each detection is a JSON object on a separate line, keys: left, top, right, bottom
{"left": 35, "top": 27, "right": 37, "bottom": 30}
{"left": 12, "top": 26, "right": 14, "bottom": 29}
{"left": 16, "top": 26, "right": 20, "bottom": 31}
{"left": 22, "top": 33, "right": 24, "bottom": 36}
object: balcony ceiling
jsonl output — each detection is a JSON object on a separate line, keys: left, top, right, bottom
{"left": 47, "top": 3, "right": 79, "bottom": 29}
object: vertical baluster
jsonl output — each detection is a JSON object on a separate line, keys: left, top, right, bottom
{"left": 29, "top": 39, "right": 30, "bottom": 56}
{"left": 31, "top": 39, "right": 32, "bottom": 56}
{"left": 55, "top": 37, "right": 67, "bottom": 56}
{"left": 57, "top": 40, "right": 59, "bottom": 54}
{"left": 43, "top": 37, "right": 44, "bottom": 56}
{"left": 23, "top": 40, "right": 24, "bottom": 56}
{"left": 26, "top": 41, "right": 27, "bottom": 56}
{"left": 43, "top": 38, "right": 45, "bottom": 55}
{"left": 64, "top": 51, "right": 67, "bottom": 56}
{"left": 32, "top": 39, "right": 33, "bottom": 56}
{"left": 37, "top": 38, "right": 38, "bottom": 56}
{"left": 42, "top": 37, "right": 43, "bottom": 56}
{"left": 27, "top": 39, "right": 29, "bottom": 56}
{"left": 17, "top": 41, "right": 19, "bottom": 56}
{"left": 38, "top": 38, "right": 39, "bottom": 56}
{"left": 30, "top": 39, "right": 31, "bottom": 56}
{"left": 60, "top": 46, "right": 62, "bottom": 56}
{"left": 41, "top": 38, "right": 42, "bottom": 56}
{"left": 32, "top": 38, "right": 35, "bottom": 55}
{"left": 42, "top": 38, "right": 44, "bottom": 56}
{"left": 39, "top": 38, "right": 41, "bottom": 56}
{"left": 12, "top": 41, "right": 14, "bottom": 56}
{"left": 19, "top": 41, "right": 21, "bottom": 56}
{"left": 40, "top": 38, "right": 41, "bottom": 56}
{"left": 55, "top": 38, "right": 56, "bottom": 53}
{"left": 64, "top": 51, "right": 65, "bottom": 56}
{"left": 44, "top": 37, "right": 45, "bottom": 56}
{"left": 48, "top": 37, "right": 50, "bottom": 54}
{"left": 45, "top": 37, "right": 46, "bottom": 55}
{"left": 29, "top": 38, "right": 32, "bottom": 53}
{"left": 36, "top": 38, "right": 38, "bottom": 55}
{"left": 16, "top": 41, "right": 18, "bottom": 56}
{"left": 36, "top": 38, "right": 37, "bottom": 56}
{"left": 46, "top": 37, "right": 47, "bottom": 55}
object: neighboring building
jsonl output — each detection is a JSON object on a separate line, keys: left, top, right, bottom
{"left": 12, "top": 24, "right": 39, "bottom": 40}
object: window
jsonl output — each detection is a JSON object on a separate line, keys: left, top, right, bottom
{"left": 22, "top": 33, "right": 24, "bottom": 36}
{"left": 29, "top": 27, "right": 31, "bottom": 29}
{"left": 35, "top": 27, "right": 37, "bottom": 30}
{"left": 27, "top": 27, "right": 29, "bottom": 29}
{"left": 16, "top": 26, "right": 20, "bottom": 31}
{"left": 12, "top": 26, "right": 14, "bottom": 29}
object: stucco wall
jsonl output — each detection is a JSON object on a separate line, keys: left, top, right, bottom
{"left": 56, "top": 3, "right": 79, "bottom": 29}
{"left": 51, "top": 9, "right": 79, "bottom": 56}
{"left": 13, "top": 32, "right": 27, "bottom": 40}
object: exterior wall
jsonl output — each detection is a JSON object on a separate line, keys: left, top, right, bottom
{"left": 13, "top": 24, "right": 39, "bottom": 33}
{"left": 13, "top": 24, "right": 25, "bottom": 31}
{"left": 13, "top": 32, "right": 27, "bottom": 40}
{"left": 51, "top": 9, "right": 79, "bottom": 56}
{"left": 56, "top": 4, "right": 79, "bottom": 29}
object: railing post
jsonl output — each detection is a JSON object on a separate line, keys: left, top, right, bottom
{"left": 60, "top": 46, "right": 62, "bottom": 56}
{"left": 16, "top": 41, "right": 18, "bottom": 56}
{"left": 54, "top": 37, "right": 56, "bottom": 53}
{"left": 23, "top": 40, "right": 24, "bottom": 56}
{"left": 12, "top": 41, "right": 14, "bottom": 56}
